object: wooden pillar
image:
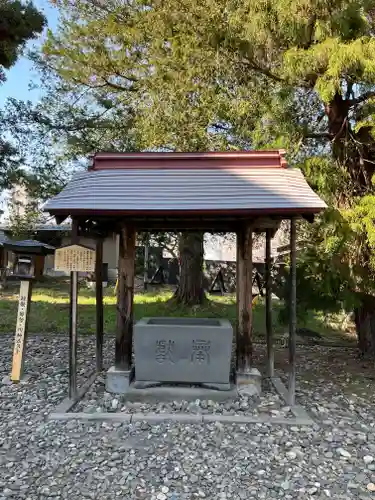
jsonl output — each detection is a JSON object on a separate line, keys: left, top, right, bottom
{"left": 288, "top": 218, "right": 297, "bottom": 405}
{"left": 115, "top": 225, "right": 136, "bottom": 370}
{"left": 95, "top": 237, "right": 104, "bottom": 372}
{"left": 265, "top": 228, "right": 274, "bottom": 377}
{"left": 69, "top": 218, "right": 79, "bottom": 398}
{"left": 34, "top": 255, "right": 44, "bottom": 278}
{"left": 236, "top": 223, "right": 253, "bottom": 372}
{"left": 143, "top": 235, "right": 149, "bottom": 292}
{"left": 0, "top": 248, "right": 6, "bottom": 289}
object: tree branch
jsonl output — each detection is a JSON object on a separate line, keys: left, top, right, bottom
{"left": 304, "top": 131, "right": 332, "bottom": 140}
{"left": 241, "top": 58, "right": 315, "bottom": 88}
{"left": 211, "top": 123, "right": 231, "bottom": 131}
{"left": 301, "top": 14, "right": 316, "bottom": 49}
{"left": 102, "top": 77, "right": 137, "bottom": 92}
{"left": 111, "top": 68, "right": 138, "bottom": 83}
{"left": 348, "top": 90, "right": 375, "bottom": 107}
{"left": 241, "top": 59, "right": 286, "bottom": 84}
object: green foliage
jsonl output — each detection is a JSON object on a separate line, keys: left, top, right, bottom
{"left": 6, "top": 0, "right": 375, "bottom": 324}
{"left": 0, "top": 139, "right": 21, "bottom": 190}
{"left": 6, "top": 197, "right": 42, "bottom": 239}
{"left": 0, "top": 1, "right": 45, "bottom": 82}
{"left": 36, "top": 0, "right": 375, "bottom": 153}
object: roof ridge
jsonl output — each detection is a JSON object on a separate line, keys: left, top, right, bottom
{"left": 90, "top": 150, "right": 287, "bottom": 171}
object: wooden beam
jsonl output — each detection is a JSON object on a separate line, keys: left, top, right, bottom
{"left": 124, "top": 218, "right": 281, "bottom": 232}
{"left": 95, "top": 237, "right": 104, "bottom": 372}
{"left": 69, "top": 215, "right": 284, "bottom": 235}
{"left": 126, "top": 221, "right": 243, "bottom": 232}
{"left": 265, "top": 228, "right": 274, "bottom": 377}
{"left": 69, "top": 219, "right": 79, "bottom": 399}
{"left": 115, "top": 225, "right": 136, "bottom": 370}
{"left": 236, "top": 223, "right": 253, "bottom": 372}
{"left": 288, "top": 218, "right": 297, "bottom": 405}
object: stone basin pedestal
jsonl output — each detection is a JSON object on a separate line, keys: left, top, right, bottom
{"left": 133, "top": 317, "right": 233, "bottom": 390}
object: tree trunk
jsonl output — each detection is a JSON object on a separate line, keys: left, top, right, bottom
{"left": 236, "top": 224, "right": 253, "bottom": 371}
{"left": 354, "top": 295, "right": 375, "bottom": 358}
{"left": 174, "top": 232, "right": 205, "bottom": 305}
{"left": 327, "top": 92, "right": 375, "bottom": 357}
{"left": 116, "top": 226, "right": 136, "bottom": 370}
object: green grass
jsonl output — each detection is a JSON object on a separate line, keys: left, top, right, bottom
{"left": 0, "top": 278, "right": 356, "bottom": 345}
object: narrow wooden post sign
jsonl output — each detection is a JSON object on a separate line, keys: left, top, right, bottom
{"left": 11, "top": 280, "right": 32, "bottom": 382}
{"left": 54, "top": 243, "right": 95, "bottom": 398}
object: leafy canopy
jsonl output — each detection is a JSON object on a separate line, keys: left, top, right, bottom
{"left": 7, "top": 0, "right": 375, "bottom": 317}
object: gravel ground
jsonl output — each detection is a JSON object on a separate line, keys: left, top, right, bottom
{"left": 75, "top": 375, "right": 293, "bottom": 418}
{"left": 1, "top": 334, "right": 375, "bottom": 499}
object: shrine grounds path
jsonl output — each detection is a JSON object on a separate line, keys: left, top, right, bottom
{"left": 1, "top": 278, "right": 374, "bottom": 499}
{"left": 1, "top": 334, "right": 375, "bottom": 500}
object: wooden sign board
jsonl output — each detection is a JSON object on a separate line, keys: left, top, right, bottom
{"left": 11, "top": 280, "right": 32, "bottom": 382}
{"left": 55, "top": 244, "right": 96, "bottom": 272}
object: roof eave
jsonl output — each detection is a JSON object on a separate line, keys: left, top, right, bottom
{"left": 45, "top": 206, "right": 326, "bottom": 218}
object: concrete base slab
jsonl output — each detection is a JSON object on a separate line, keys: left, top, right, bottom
{"left": 124, "top": 383, "right": 238, "bottom": 402}
{"left": 52, "top": 370, "right": 97, "bottom": 414}
{"left": 238, "top": 383, "right": 261, "bottom": 398}
{"left": 106, "top": 366, "right": 131, "bottom": 394}
{"left": 271, "top": 375, "right": 314, "bottom": 424}
{"left": 133, "top": 380, "right": 231, "bottom": 391}
{"left": 132, "top": 413, "right": 203, "bottom": 424}
{"left": 201, "top": 382, "right": 231, "bottom": 391}
{"left": 132, "top": 380, "right": 161, "bottom": 389}
{"left": 49, "top": 412, "right": 132, "bottom": 423}
{"left": 236, "top": 368, "right": 262, "bottom": 392}
{"left": 271, "top": 376, "right": 290, "bottom": 403}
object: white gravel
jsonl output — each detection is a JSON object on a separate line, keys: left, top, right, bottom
{"left": 1, "top": 334, "right": 375, "bottom": 499}
{"left": 75, "top": 376, "right": 293, "bottom": 418}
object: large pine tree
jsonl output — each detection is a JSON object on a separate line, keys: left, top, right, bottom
{"left": 16, "top": 1, "right": 375, "bottom": 349}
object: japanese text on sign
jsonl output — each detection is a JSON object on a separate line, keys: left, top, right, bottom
{"left": 191, "top": 339, "right": 211, "bottom": 364}
{"left": 153, "top": 339, "right": 211, "bottom": 365}
{"left": 155, "top": 340, "right": 175, "bottom": 363}
{"left": 11, "top": 280, "right": 31, "bottom": 382}
{"left": 55, "top": 244, "right": 96, "bottom": 272}
{"left": 14, "top": 291, "right": 28, "bottom": 354}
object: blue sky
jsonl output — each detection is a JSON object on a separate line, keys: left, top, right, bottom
{"left": 0, "top": 0, "right": 59, "bottom": 106}
{"left": 0, "top": 1, "right": 59, "bottom": 216}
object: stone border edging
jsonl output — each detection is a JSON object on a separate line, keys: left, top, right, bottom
{"left": 270, "top": 375, "right": 313, "bottom": 422}
{"left": 48, "top": 411, "right": 314, "bottom": 426}
{"left": 48, "top": 372, "right": 315, "bottom": 427}
{"left": 52, "top": 370, "right": 97, "bottom": 414}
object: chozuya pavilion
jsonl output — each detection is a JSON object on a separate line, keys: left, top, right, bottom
{"left": 44, "top": 150, "right": 326, "bottom": 405}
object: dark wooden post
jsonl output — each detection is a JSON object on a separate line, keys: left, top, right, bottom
{"left": 95, "top": 236, "right": 104, "bottom": 372}
{"left": 69, "top": 218, "right": 79, "bottom": 399}
{"left": 236, "top": 223, "right": 253, "bottom": 372}
{"left": 265, "top": 228, "right": 274, "bottom": 377}
{"left": 115, "top": 225, "right": 136, "bottom": 370}
{"left": 288, "top": 218, "right": 297, "bottom": 405}
{"left": 143, "top": 235, "right": 149, "bottom": 292}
